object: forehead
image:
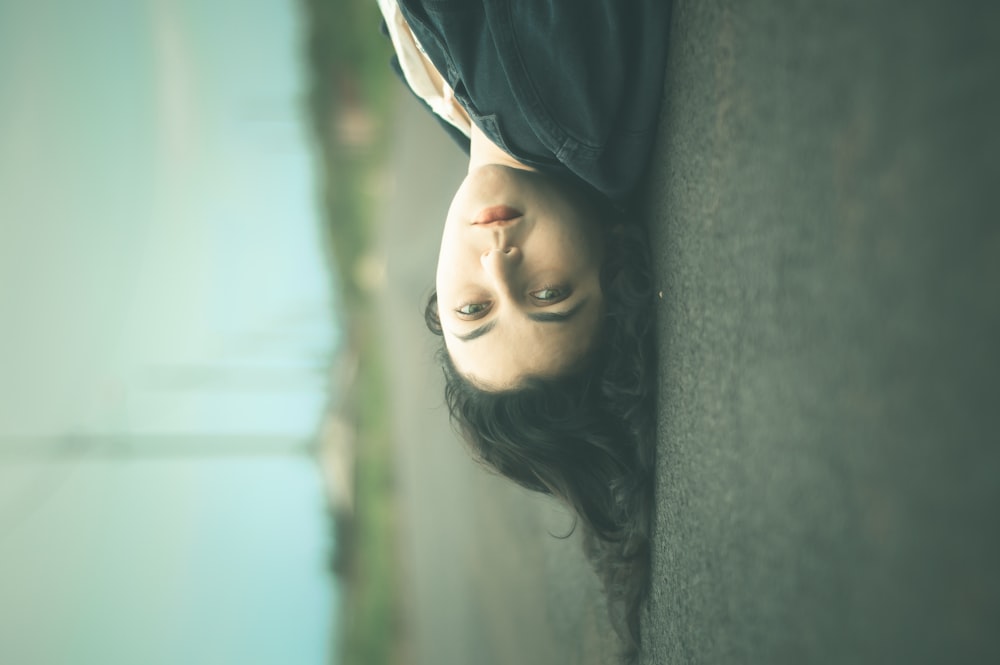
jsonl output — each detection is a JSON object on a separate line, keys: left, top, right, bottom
{"left": 445, "top": 298, "right": 604, "bottom": 390}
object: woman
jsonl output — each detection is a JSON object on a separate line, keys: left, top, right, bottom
{"left": 378, "top": 0, "right": 669, "bottom": 658}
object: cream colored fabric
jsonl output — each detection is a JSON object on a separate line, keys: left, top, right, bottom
{"left": 376, "top": 0, "right": 472, "bottom": 137}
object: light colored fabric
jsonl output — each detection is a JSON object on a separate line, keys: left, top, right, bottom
{"left": 376, "top": 0, "right": 472, "bottom": 137}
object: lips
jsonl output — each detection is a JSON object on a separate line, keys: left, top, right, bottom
{"left": 472, "top": 205, "right": 522, "bottom": 225}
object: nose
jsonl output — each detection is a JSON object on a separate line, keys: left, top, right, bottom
{"left": 480, "top": 246, "right": 522, "bottom": 294}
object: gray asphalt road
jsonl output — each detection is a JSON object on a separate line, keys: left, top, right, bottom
{"left": 375, "top": 90, "right": 619, "bottom": 665}
{"left": 642, "top": 2, "right": 1000, "bottom": 663}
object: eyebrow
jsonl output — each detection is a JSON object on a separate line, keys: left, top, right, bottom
{"left": 451, "top": 298, "right": 590, "bottom": 343}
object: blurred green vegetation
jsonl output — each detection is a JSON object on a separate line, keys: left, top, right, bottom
{"left": 302, "top": 0, "right": 394, "bottom": 305}
{"left": 299, "top": 0, "right": 400, "bottom": 663}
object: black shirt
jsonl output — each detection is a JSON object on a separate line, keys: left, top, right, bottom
{"left": 393, "top": 0, "right": 671, "bottom": 206}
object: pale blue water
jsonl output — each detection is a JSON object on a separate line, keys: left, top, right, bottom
{"left": 0, "top": 1, "right": 341, "bottom": 663}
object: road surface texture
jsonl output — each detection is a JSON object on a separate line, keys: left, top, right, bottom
{"left": 642, "top": 1, "right": 999, "bottom": 664}
{"left": 377, "top": 1, "right": 999, "bottom": 663}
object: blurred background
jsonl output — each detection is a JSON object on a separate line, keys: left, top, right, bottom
{"left": 0, "top": 2, "right": 612, "bottom": 664}
{"left": 0, "top": 0, "right": 378, "bottom": 662}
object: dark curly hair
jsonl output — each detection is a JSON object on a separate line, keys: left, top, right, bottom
{"left": 425, "top": 220, "right": 657, "bottom": 661}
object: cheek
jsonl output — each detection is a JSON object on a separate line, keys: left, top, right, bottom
{"left": 436, "top": 221, "right": 464, "bottom": 277}
{"left": 546, "top": 228, "right": 602, "bottom": 275}
{"left": 434, "top": 260, "right": 456, "bottom": 306}
{"left": 573, "top": 223, "right": 606, "bottom": 270}
{"left": 435, "top": 236, "right": 478, "bottom": 304}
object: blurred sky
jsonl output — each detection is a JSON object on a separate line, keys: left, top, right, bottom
{"left": 0, "top": 0, "right": 338, "bottom": 663}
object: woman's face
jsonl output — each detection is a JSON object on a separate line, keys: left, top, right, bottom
{"left": 435, "top": 164, "right": 606, "bottom": 390}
